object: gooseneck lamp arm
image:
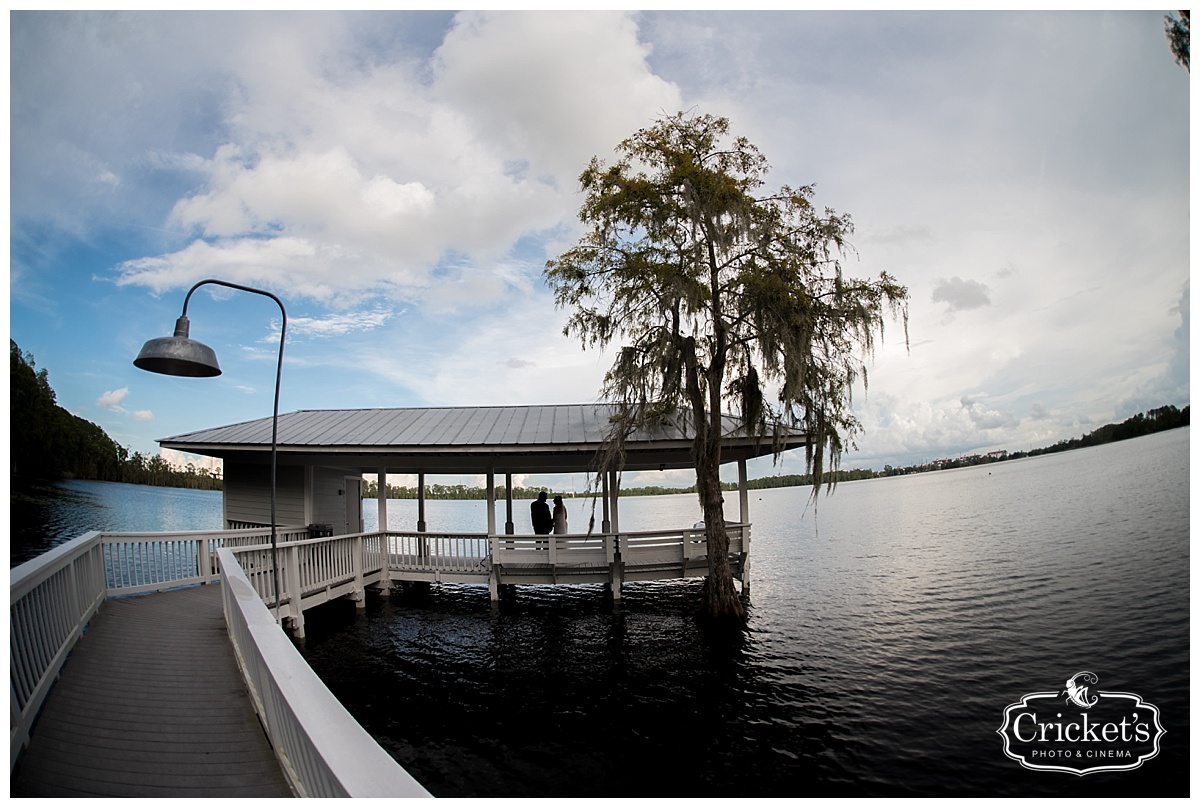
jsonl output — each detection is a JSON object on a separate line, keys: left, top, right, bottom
{"left": 134, "top": 278, "right": 287, "bottom": 627}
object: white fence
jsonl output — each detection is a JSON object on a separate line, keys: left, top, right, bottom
{"left": 483, "top": 524, "right": 744, "bottom": 567}
{"left": 9, "top": 526, "right": 428, "bottom": 798}
{"left": 387, "top": 531, "right": 491, "bottom": 574}
{"left": 10, "top": 532, "right": 107, "bottom": 769}
{"left": 231, "top": 534, "right": 386, "bottom": 637}
{"left": 10, "top": 527, "right": 294, "bottom": 767}
{"left": 99, "top": 526, "right": 311, "bottom": 595}
{"left": 219, "top": 548, "right": 429, "bottom": 797}
{"left": 12, "top": 521, "right": 750, "bottom": 785}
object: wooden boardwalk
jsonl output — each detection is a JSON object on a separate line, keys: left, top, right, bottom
{"left": 11, "top": 584, "right": 292, "bottom": 798}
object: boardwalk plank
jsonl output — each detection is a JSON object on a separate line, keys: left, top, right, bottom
{"left": 12, "top": 584, "right": 293, "bottom": 798}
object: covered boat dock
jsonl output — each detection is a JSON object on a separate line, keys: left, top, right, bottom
{"left": 159, "top": 404, "right": 806, "bottom": 630}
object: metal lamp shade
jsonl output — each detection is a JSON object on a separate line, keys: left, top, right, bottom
{"left": 133, "top": 316, "right": 222, "bottom": 377}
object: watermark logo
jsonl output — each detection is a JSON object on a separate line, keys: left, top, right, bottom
{"left": 998, "top": 671, "right": 1165, "bottom": 775}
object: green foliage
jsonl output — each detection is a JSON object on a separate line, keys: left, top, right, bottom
{"left": 1166, "top": 11, "right": 1189, "bottom": 72}
{"left": 545, "top": 111, "right": 909, "bottom": 495}
{"left": 547, "top": 111, "right": 909, "bottom": 618}
{"left": 10, "top": 339, "right": 221, "bottom": 490}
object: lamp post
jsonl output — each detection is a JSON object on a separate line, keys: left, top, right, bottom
{"left": 134, "top": 278, "right": 287, "bottom": 627}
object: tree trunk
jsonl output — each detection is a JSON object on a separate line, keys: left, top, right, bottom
{"left": 695, "top": 433, "right": 745, "bottom": 623}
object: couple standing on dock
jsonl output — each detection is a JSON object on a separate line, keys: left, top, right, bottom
{"left": 530, "top": 491, "right": 568, "bottom": 535}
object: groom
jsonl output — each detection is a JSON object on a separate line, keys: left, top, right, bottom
{"left": 530, "top": 490, "right": 553, "bottom": 535}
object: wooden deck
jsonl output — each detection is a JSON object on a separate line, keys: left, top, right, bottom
{"left": 11, "top": 584, "right": 292, "bottom": 798}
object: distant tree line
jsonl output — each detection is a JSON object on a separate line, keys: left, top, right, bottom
{"left": 876, "top": 404, "right": 1189, "bottom": 477}
{"left": 10, "top": 340, "right": 222, "bottom": 490}
{"left": 115, "top": 450, "right": 223, "bottom": 490}
{"left": 631, "top": 405, "right": 1189, "bottom": 490}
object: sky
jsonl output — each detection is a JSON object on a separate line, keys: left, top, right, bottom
{"left": 8, "top": 9, "right": 1191, "bottom": 491}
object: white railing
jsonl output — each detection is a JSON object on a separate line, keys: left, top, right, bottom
{"left": 621, "top": 523, "right": 746, "bottom": 566}
{"left": 218, "top": 548, "right": 429, "bottom": 797}
{"left": 485, "top": 524, "right": 746, "bottom": 569}
{"left": 385, "top": 531, "right": 491, "bottom": 573}
{"left": 10, "top": 527, "right": 428, "bottom": 797}
{"left": 97, "top": 526, "right": 311, "bottom": 595}
{"left": 491, "top": 533, "right": 616, "bottom": 568}
{"left": 12, "top": 521, "right": 750, "bottom": 779}
{"left": 10, "top": 531, "right": 107, "bottom": 769}
{"left": 230, "top": 534, "right": 385, "bottom": 636}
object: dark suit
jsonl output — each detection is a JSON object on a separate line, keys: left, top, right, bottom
{"left": 530, "top": 499, "right": 553, "bottom": 535}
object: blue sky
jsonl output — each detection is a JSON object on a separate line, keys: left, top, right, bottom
{"left": 9, "top": 10, "right": 1190, "bottom": 490}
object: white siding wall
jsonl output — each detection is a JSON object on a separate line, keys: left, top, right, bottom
{"left": 224, "top": 463, "right": 307, "bottom": 527}
{"left": 224, "top": 462, "right": 362, "bottom": 532}
{"left": 311, "top": 466, "right": 362, "bottom": 534}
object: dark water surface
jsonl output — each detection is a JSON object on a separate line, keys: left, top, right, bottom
{"left": 297, "top": 428, "right": 1190, "bottom": 798}
{"left": 10, "top": 430, "right": 1189, "bottom": 796}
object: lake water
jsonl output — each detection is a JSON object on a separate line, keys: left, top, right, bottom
{"left": 10, "top": 479, "right": 225, "bottom": 566}
{"left": 9, "top": 429, "right": 1190, "bottom": 796}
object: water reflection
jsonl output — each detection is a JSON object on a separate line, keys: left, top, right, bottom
{"left": 10, "top": 479, "right": 223, "bottom": 567}
{"left": 9, "top": 431, "right": 1189, "bottom": 796}
{"left": 298, "top": 430, "right": 1189, "bottom": 798}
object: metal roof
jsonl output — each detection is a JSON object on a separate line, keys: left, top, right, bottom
{"left": 160, "top": 404, "right": 807, "bottom": 474}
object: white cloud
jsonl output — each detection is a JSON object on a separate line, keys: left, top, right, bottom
{"left": 161, "top": 447, "right": 222, "bottom": 473}
{"left": 133, "top": 410, "right": 155, "bottom": 421}
{"left": 97, "top": 387, "right": 130, "bottom": 408}
{"left": 338, "top": 289, "right": 610, "bottom": 410}
{"left": 10, "top": 11, "right": 1189, "bottom": 467}
{"left": 959, "top": 394, "right": 1019, "bottom": 431}
{"left": 106, "top": 11, "right": 679, "bottom": 316}
{"left": 423, "top": 269, "right": 509, "bottom": 314}
{"left": 931, "top": 277, "right": 991, "bottom": 312}
{"left": 287, "top": 308, "right": 394, "bottom": 339}
{"left": 432, "top": 12, "right": 681, "bottom": 181}
{"left": 1116, "top": 278, "right": 1190, "bottom": 418}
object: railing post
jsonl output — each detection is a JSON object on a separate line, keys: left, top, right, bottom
{"left": 741, "top": 524, "right": 752, "bottom": 597}
{"left": 378, "top": 532, "right": 392, "bottom": 590}
{"left": 198, "top": 537, "right": 212, "bottom": 584}
{"left": 608, "top": 533, "right": 622, "bottom": 601}
{"left": 488, "top": 535, "right": 500, "bottom": 601}
{"left": 351, "top": 535, "right": 365, "bottom": 609}
{"left": 65, "top": 557, "right": 81, "bottom": 625}
{"left": 286, "top": 544, "right": 305, "bottom": 639}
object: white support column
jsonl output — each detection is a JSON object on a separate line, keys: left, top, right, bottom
{"left": 606, "top": 470, "right": 621, "bottom": 601}
{"left": 738, "top": 459, "right": 749, "bottom": 525}
{"left": 417, "top": 470, "right": 427, "bottom": 557}
{"left": 377, "top": 468, "right": 388, "bottom": 532}
{"left": 417, "top": 473, "right": 427, "bottom": 533}
{"left": 504, "top": 472, "right": 515, "bottom": 535}
{"left": 608, "top": 528, "right": 623, "bottom": 602}
{"left": 377, "top": 467, "right": 390, "bottom": 589}
{"left": 486, "top": 469, "right": 496, "bottom": 535}
{"left": 738, "top": 458, "right": 750, "bottom": 597}
{"left": 609, "top": 470, "right": 620, "bottom": 534}
{"left": 488, "top": 536, "right": 500, "bottom": 601}
{"left": 601, "top": 472, "right": 611, "bottom": 533}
